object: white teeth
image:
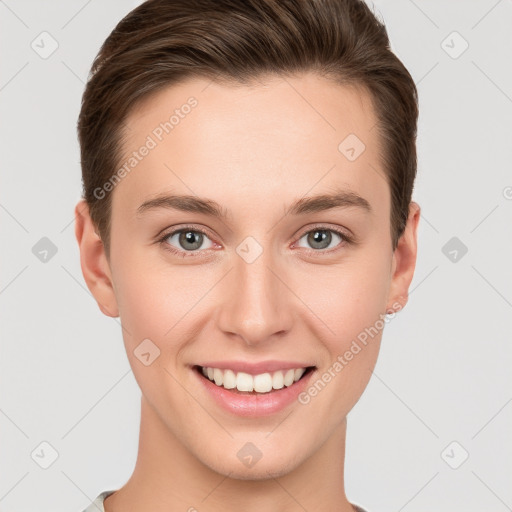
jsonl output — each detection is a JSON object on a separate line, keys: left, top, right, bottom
{"left": 199, "top": 366, "right": 310, "bottom": 393}
{"left": 253, "top": 373, "right": 273, "bottom": 393}
{"left": 294, "top": 368, "right": 306, "bottom": 381}
{"left": 223, "top": 369, "right": 237, "bottom": 389}
{"left": 283, "top": 369, "right": 295, "bottom": 386}
{"left": 213, "top": 368, "right": 223, "bottom": 386}
{"left": 272, "top": 371, "right": 284, "bottom": 389}
{"left": 236, "top": 372, "right": 254, "bottom": 392}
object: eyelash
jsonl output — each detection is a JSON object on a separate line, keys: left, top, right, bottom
{"left": 156, "top": 224, "right": 354, "bottom": 258}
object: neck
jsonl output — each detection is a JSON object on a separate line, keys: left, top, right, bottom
{"left": 104, "top": 396, "right": 356, "bottom": 512}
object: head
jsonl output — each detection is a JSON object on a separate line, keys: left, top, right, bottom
{"left": 75, "top": 0, "right": 420, "bottom": 479}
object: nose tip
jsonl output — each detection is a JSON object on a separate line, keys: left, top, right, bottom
{"left": 217, "top": 258, "right": 293, "bottom": 346}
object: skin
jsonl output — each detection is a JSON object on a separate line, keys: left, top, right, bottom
{"left": 75, "top": 72, "right": 420, "bottom": 512}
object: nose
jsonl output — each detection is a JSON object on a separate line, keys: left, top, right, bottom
{"left": 216, "top": 245, "right": 294, "bottom": 347}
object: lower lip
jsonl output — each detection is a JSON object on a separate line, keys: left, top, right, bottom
{"left": 193, "top": 366, "right": 315, "bottom": 417}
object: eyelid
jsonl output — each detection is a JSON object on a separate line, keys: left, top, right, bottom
{"left": 154, "top": 223, "right": 211, "bottom": 241}
{"left": 294, "top": 223, "right": 354, "bottom": 243}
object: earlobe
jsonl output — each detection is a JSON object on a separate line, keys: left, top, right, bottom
{"left": 386, "top": 201, "right": 421, "bottom": 314}
{"left": 74, "top": 199, "right": 119, "bottom": 318}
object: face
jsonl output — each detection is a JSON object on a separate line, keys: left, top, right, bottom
{"left": 76, "top": 72, "right": 419, "bottom": 479}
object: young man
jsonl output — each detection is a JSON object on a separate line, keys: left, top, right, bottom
{"left": 74, "top": 1, "right": 420, "bottom": 511}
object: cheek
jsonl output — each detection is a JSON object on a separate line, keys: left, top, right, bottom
{"left": 117, "top": 276, "right": 170, "bottom": 337}
{"left": 112, "top": 257, "right": 212, "bottom": 375}
{"left": 113, "top": 266, "right": 189, "bottom": 405}
{"left": 305, "top": 253, "right": 390, "bottom": 340}
{"left": 298, "top": 251, "right": 390, "bottom": 407}
{"left": 297, "top": 263, "right": 388, "bottom": 419}
{"left": 113, "top": 249, "right": 199, "bottom": 333}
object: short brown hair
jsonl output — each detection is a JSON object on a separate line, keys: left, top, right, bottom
{"left": 78, "top": 0, "right": 418, "bottom": 257}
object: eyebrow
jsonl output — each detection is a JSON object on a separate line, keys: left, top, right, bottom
{"left": 136, "top": 190, "right": 372, "bottom": 219}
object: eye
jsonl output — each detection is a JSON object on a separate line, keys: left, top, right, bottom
{"left": 157, "top": 224, "right": 353, "bottom": 258}
{"left": 295, "top": 226, "right": 352, "bottom": 253}
{"left": 158, "top": 226, "right": 215, "bottom": 257}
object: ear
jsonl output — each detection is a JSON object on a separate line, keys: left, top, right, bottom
{"left": 386, "top": 201, "right": 421, "bottom": 314}
{"left": 74, "top": 199, "right": 119, "bottom": 318}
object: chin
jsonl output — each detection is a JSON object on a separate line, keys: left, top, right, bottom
{"left": 201, "top": 450, "right": 303, "bottom": 481}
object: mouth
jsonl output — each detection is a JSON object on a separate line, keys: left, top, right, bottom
{"left": 193, "top": 364, "right": 316, "bottom": 395}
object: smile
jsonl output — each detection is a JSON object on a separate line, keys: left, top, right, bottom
{"left": 197, "top": 365, "right": 315, "bottom": 394}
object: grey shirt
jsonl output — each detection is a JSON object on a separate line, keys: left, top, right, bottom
{"left": 82, "top": 490, "right": 369, "bottom": 512}
{"left": 82, "top": 491, "right": 115, "bottom": 512}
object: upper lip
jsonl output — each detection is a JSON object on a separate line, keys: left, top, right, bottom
{"left": 194, "top": 360, "right": 316, "bottom": 375}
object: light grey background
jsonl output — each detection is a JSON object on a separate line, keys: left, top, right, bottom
{"left": 1, "top": 1, "right": 511, "bottom": 511}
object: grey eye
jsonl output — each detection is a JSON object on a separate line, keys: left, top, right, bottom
{"left": 166, "top": 230, "right": 213, "bottom": 252}
{"left": 297, "top": 229, "right": 343, "bottom": 250}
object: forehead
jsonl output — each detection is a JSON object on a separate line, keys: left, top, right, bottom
{"left": 113, "top": 72, "right": 387, "bottom": 219}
